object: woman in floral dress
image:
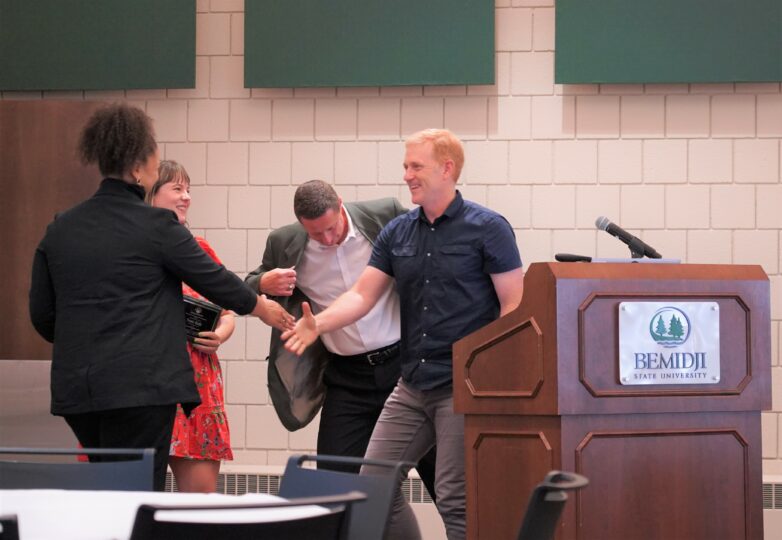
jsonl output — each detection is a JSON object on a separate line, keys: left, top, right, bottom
{"left": 149, "top": 160, "right": 234, "bottom": 492}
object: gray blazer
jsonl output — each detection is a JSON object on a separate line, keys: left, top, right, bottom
{"left": 245, "top": 198, "right": 407, "bottom": 431}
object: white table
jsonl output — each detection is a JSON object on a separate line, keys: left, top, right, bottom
{"left": 0, "top": 489, "right": 327, "bottom": 540}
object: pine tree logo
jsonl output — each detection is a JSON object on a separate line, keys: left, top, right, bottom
{"left": 649, "top": 307, "right": 691, "bottom": 348}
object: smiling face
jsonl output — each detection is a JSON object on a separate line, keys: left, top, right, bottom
{"left": 151, "top": 176, "right": 191, "bottom": 224}
{"left": 299, "top": 206, "right": 348, "bottom": 247}
{"left": 403, "top": 141, "right": 453, "bottom": 209}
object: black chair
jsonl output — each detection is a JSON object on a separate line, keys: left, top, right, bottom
{"left": 278, "top": 454, "right": 411, "bottom": 540}
{"left": 0, "top": 515, "right": 19, "bottom": 540}
{"left": 517, "top": 470, "right": 589, "bottom": 540}
{"left": 0, "top": 447, "right": 154, "bottom": 491}
{"left": 128, "top": 491, "right": 367, "bottom": 540}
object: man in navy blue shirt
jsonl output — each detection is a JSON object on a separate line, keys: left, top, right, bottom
{"left": 283, "top": 129, "right": 524, "bottom": 540}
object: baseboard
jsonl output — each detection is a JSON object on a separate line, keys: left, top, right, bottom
{"left": 164, "top": 470, "right": 435, "bottom": 504}
{"left": 168, "top": 471, "right": 781, "bottom": 509}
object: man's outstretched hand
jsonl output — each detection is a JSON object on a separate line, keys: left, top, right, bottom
{"left": 281, "top": 301, "right": 319, "bottom": 355}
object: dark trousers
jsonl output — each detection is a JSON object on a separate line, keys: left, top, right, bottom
{"left": 63, "top": 404, "right": 177, "bottom": 491}
{"left": 318, "top": 353, "right": 438, "bottom": 502}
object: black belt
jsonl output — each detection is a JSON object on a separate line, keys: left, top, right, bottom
{"left": 333, "top": 342, "right": 400, "bottom": 366}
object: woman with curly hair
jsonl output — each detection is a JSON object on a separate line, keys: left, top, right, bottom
{"left": 29, "top": 103, "right": 292, "bottom": 491}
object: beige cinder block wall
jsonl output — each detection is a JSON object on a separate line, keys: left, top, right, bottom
{"left": 3, "top": 0, "right": 781, "bottom": 475}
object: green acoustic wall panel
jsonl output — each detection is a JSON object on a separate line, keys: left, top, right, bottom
{"left": 556, "top": 0, "right": 782, "bottom": 84}
{"left": 244, "top": 0, "right": 494, "bottom": 87}
{"left": 0, "top": 0, "right": 195, "bottom": 91}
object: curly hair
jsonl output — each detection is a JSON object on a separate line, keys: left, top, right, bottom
{"left": 79, "top": 103, "right": 157, "bottom": 177}
{"left": 293, "top": 179, "right": 341, "bottom": 220}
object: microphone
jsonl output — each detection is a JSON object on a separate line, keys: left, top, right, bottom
{"left": 595, "top": 216, "right": 662, "bottom": 259}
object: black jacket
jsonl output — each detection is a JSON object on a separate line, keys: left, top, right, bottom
{"left": 30, "top": 178, "right": 257, "bottom": 415}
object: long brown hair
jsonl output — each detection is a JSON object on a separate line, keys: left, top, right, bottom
{"left": 146, "top": 160, "right": 191, "bottom": 204}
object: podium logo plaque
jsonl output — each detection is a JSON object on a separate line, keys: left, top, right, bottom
{"left": 618, "top": 301, "right": 720, "bottom": 385}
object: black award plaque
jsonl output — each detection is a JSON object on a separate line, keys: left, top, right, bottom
{"left": 183, "top": 295, "right": 221, "bottom": 341}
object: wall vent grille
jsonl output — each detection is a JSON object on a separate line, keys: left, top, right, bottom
{"left": 764, "top": 483, "right": 782, "bottom": 510}
{"left": 165, "top": 476, "right": 782, "bottom": 509}
{"left": 165, "top": 471, "right": 434, "bottom": 504}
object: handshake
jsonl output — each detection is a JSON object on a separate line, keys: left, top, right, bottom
{"left": 253, "top": 266, "right": 318, "bottom": 355}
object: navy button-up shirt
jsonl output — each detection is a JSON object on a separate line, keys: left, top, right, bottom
{"left": 368, "top": 191, "right": 522, "bottom": 390}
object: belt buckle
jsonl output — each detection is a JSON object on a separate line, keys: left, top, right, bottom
{"left": 366, "top": 351, "right": 382, "bottom": 366}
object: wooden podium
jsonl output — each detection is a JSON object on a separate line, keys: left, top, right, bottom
{"left": 453, "top": 262, "right": 771, "bottom": 540}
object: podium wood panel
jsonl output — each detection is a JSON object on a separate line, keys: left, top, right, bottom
{"left": 579, "top": 293, "right": 752, "bottom": 399}
{"left": 454, "top": 262, "right": 770, "bottom": 540}
{"left": 465, "top": 412, "right": 761, "bottom": 540}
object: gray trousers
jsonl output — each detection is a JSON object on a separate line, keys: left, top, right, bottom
{"left": 361, "top": 379, "right": 466, "bottom": 540}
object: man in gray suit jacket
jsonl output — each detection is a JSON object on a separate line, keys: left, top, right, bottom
{"left": 245, "top": 180, "right": 435, "bottom": 494}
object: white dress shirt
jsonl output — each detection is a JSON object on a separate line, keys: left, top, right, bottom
{"left": 296, "top": 208, "right": 401, "bottom": 356}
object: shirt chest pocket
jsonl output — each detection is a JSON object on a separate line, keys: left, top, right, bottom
{"left": 391, "top": 245, "right": 417, "bottom": 257}
{"left": 439, "top": 244, "right": 481, "bottom": 278}
{"left": 390, "top": 244, "right": 418, "bottom": 285}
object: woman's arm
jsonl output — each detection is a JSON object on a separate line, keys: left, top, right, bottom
{"left": 192, "top": 310, "right": 235, "bottom": 354}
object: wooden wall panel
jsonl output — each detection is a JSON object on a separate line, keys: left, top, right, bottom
{"left": 1, "top": 101, "right": 104, "bottom": 359}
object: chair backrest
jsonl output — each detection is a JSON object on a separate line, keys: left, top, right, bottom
{"left": 0, "top": 447, "right": 154, "bottom": 491}
{"left": 516, "top": 470, "right": 589, "bottom": 540}
{"left": 0, "top": 515, "right": 20, "bottom": 540}
{"left": 128, "top": 491, "right": 367, "bottom": 540}
{"left": 278, "top": 454, "right": 409, "bottom": 540}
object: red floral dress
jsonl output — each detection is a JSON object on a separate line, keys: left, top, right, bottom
{"left": 169, "top": 237, "right": 233, "bottom": 461}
